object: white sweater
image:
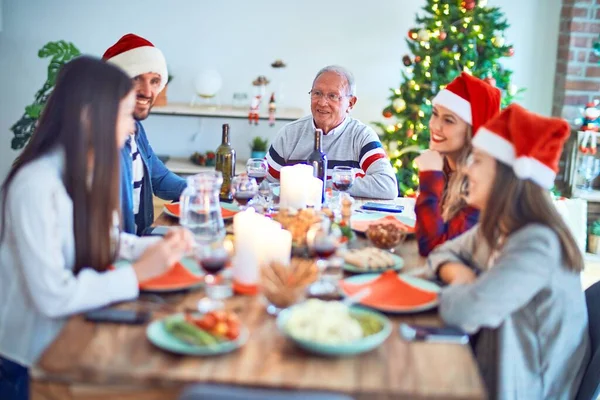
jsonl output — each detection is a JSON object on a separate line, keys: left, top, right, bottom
{"left": 0, "top": 149, "right": 158, "bottom": 367}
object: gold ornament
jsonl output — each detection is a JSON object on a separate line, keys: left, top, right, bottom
{"left": 417, "top": 29, "right": 430, "bottom": 42}
{"left": 392, "top": 98, "right": 407, "bottom": 112}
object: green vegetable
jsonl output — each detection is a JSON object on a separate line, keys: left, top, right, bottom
{"left": 164, "top": 319, "right": 220, "bottom": 347}
{"left": 353, "top": 314, "right": 383, "bottom": 337}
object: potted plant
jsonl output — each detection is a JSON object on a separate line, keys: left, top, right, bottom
{"left": 250, "top": 136, "right": 268, "bottom": 159}
{"left": 10, "top": 41, "right": 80, "bottom": 149}
{"left": 589, "top": 219, "right": 600, "bottom": 254}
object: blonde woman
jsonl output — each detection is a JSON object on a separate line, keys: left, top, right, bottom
{"left": 415, "top": 72, "right": 500, "bottom": 256}
{"left": 428, "top": 104, "right": 589, "bottom": 398}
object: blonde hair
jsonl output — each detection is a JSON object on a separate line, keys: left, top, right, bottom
{"left": 441, "top": 125, "right": 473, "bottom": 221}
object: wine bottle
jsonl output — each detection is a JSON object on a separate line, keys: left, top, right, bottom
{"left": 215, "top": 124, "right": 236, "bottom": 201}
{"left": 307, "top": 128, "right": 327, "bottom": 203}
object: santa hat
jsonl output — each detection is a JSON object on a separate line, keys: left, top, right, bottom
{"left": 432, "top": 72, "right": 501, "bottom": 133}
{"left": 472, "top": 104, "right": 570, "bottom": 189}
{"left": 102, "top": 34, "right": 168, "bottom": 92}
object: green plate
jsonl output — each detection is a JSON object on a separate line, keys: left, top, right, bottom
{"left": 277, "top": 305, "right": 392, "bottom": 357}
{"left": 342, "top": 252, "right": 404, "bottom": 274}
{"left": 146, "top": 313, "right": 249, "bottom": 356}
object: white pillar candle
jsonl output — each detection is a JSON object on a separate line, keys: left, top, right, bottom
{"left": 270, "top": 229, "right": 292, "bottom": 266}
{"left": 232, "top": 209, "right": 260, "bottom": 286}
{"left": 280, "top": 164, "right": 314, "bottom": 209}
{"left": 306, "top": 177, "right": 324, "bottom": 211}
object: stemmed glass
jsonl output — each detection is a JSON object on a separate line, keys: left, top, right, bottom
{"left": 231, "top": 175, "right": 258, "bottom": 210}
{"left": 196, "top": 239, "right": 231, "bottom": 313}
{"left": 246, "top": 158, "right": 268, "bottom": 186}
{"left": 306, "top": 219, "right": 343, "bottom": 298}
{"left": 332, "top": 166, "right": 355, "bottom": 194}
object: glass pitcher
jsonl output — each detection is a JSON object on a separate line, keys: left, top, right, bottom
{"left": 179, "top": 171, "right": 226, "bottom": 244}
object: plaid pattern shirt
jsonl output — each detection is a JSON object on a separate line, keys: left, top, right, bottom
{"left": 415, "top": 170, "right": 479, "bottom": 256}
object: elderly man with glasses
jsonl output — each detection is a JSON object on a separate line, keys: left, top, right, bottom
{"left": 266, "top": 65, "right": 398, "bottom": 199}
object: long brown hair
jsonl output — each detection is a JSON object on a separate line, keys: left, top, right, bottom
{"left": 480, "top": 161, "right": 583, "bottom": 271}
{"left": 0, "top": 56, "right": 133, "bottom": 274}
{"left": 442, "top": 125, "right": 473, "bottom": 221}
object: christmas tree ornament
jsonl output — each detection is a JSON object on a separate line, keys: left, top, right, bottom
{"left": 407, "top": 128, "right": 415, "bottom": 138}
{"left": 578, "top": 101, "right": 600, "bottom": 155}
{"left": 383, "top": 109, "right": 393, "bottom": 118}
{"left": 393, "top": 98, "right": 407, "bottom": 112}
{"left": 439, "top": 31, "right": 447, "bottom": 40}
{"left": 417, "top": 29, "right": 430, "bottom": 42}
{"left": 507, "top": 83, "right": 518, "bottom": 96}
{"left": 506, "top": 47, "right": 515, "bottom": 57}
{"left": 402, "top": 55, "right": 413, "bottom": 66}
{"left": 414, "top": 55, "right": 422, "bottom": 63}
{"left": 493, "top": 34, "right": 505, "bottom": 47}
{"left": 408, "top": 29, "right": 419, "bottom": 40}
{"left": 461, "top": 0, "right": 476, "bottom": 10}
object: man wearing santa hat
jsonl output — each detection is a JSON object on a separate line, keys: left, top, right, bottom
{"left": 103, "top": 34, "right": 187, "bottom": 235}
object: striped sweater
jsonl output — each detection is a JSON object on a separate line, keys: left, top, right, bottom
{"left": 266, "top": 115, "right": 398, "bottom": 199}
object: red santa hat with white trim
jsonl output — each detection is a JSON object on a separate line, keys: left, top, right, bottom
{"left": 102, "top": 34, "right": 168, "bottom": 92}
{"left": 432, "top": 72, "right": 501, "bottom": 133}
{"left": 472, "top": 103, "right": 570, "bottom": 189}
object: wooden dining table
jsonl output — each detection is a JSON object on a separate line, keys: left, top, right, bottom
{"left": 30, "top": 206, "right": 486, "bottom": 400}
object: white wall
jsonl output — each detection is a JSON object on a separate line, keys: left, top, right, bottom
{"left": 0, "top": 0, "right": 561, "bottom": 181}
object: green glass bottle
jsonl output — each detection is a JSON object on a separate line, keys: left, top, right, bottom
{"left": 215, "top": 124, "right": 236, "bottom": 201}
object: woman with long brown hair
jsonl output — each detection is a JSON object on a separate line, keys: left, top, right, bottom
{"left": 415, "top": 72, "right": 501, "bottom": 256}
{"left": 428, "top": 104, "right": 589, "bottom": 398}
{"left": 0, "top": 56, "right": 191, "bottom": 400}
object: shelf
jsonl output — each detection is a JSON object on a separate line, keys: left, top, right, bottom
{"left": 573, "top": 188, "right": 600, "bottom": 202}
{"left": 165, "top": 157, "right": 248, "bottom": 176}
{"left": 151, "top": 102, "right": 305, "bottom": 122}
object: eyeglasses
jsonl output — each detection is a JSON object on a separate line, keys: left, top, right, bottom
{"left": 309, "top": 90, "right": 352, "bottom": 103}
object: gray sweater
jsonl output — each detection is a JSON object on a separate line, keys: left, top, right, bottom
{"left": 265, "top": 115, "right": 398, "bottom": 199}
{"left": 428, "top": 224, "right": 590, "bottom": 400}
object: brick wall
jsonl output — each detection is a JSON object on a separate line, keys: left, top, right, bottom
{"left": 552, "top": 0, "right": 600, "bottom": 121}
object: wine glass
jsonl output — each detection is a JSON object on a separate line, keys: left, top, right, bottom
{"left": 332, "top": 166, "right": 355, "bottom": 194}
{"left": 196, "top": 240, "right": 231, "bottom": 313}
{"left": 231, "top": 175, "right": 258, "bottom": 210}
{"left": 306, "top": 219, "right": 343, "bottom": 298}
{"left": 578, "top": 155, "right": 600, "bottom": 191}
{"left": 246, "top": 158, "right": 268, "bottom": 186}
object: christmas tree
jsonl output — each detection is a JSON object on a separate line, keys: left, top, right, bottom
{"left": 375, "top": 0, "right": 522, "bottom": 195}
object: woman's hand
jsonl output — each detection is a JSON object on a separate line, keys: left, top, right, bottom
{"left": 438, "top": 262, "right": 477, "bottom": 285}
{"left": 132, "top": 228, "right": 194, "bottom": 282}
{"left": 415, "top": 150, "right": 444, "bottom": 172}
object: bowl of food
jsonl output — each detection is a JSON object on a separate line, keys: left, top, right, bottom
{"left": 277, "top": 299, "right": 391, "bottom": 356}
{"left": 260, "top": 259, "right": 318, "bottom": 315}
{"left": 365, "top": 223, "right": 407, "bottom": 251}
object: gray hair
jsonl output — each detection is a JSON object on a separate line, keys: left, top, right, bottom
{"left": 312, "top": 65, "right": 356, "bottom": 96}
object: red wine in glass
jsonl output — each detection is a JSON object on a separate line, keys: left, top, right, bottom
{"left": 314, "top": 240, "right": 338, "bottom": 259}
{"left": 200, "top": 254, "right": 229, "bottom": 274}
{"left": 333, "top": 180, "right": 353, "bottom": 192}
{"left": 234, "top": 192, "right": 255, "bottom": 206}
{"left": 249, "top": 171, "right": 267, "bottom": 185}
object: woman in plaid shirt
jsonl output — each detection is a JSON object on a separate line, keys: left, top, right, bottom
{"left": 415, "top": 73, "right": 501, "bottom": 256}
